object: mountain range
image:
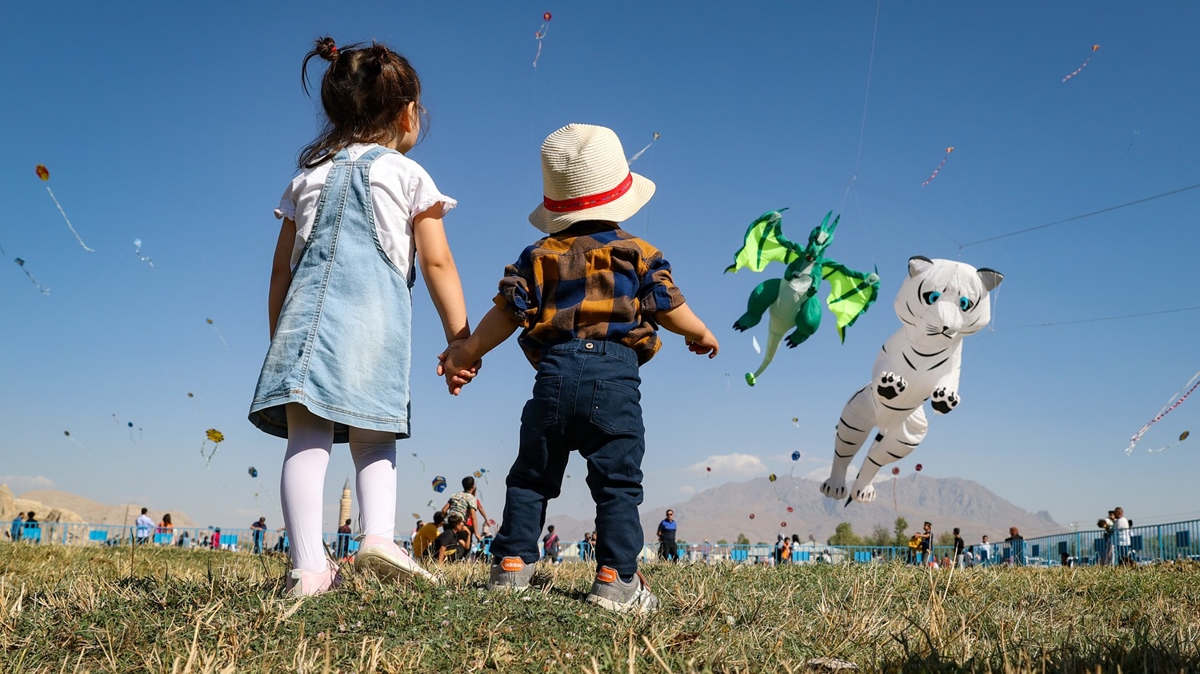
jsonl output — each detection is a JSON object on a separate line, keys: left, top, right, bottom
{"left": 543, "top": 474, "right": 1061, "bottom": 545}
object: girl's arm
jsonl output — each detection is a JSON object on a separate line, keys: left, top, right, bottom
{"left": 268, "top": 218, "right": 298, "bottom": 339}
{"left": 412, "top": 208, "right": 469, "bottom": 344}
{"left": 441, "top": 305, "right": 521, "bottom": 381}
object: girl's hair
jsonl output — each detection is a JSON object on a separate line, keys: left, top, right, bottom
{"left": 162, "top": 513, "right": 172, "bottom": 524}
{"left": 298, "top": 36, "right": 426, "bottom": 169}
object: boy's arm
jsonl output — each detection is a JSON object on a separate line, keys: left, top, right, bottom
{"left": 268, "top": 218, "right": 297, "bottom": 339}
{"left": 656, "top": 303, "right": 720, "bottom": 358}
{"left": 441, "top": 305, "right": 522, "bottom": 384}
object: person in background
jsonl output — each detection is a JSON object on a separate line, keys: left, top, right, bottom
{"left": 9, "top": 512, "right": 24, "bottom": 542}
{"left": 178, "top": 530, "right": 192, "bottom": 549}
{"left": 657, "top": 510, "right": 679, "bottom": 562}
{"left": 976, "top": 535, "right": 991, "bottom": 566}
{"left": 433, "top": 513, "right": 468, "bottom": 562}
{"left": 211, "top": 527, "right": 222, "bottom": 550}
{"left": 251, "top": 517, "right": 268, "bottom": 554}
{"left": 1005, "top": 527, "right": 1026, "bottom": 566}
{"left": 135, "top": 508, "right": 155, "bottom": 545}
{"left": 412, "top": 512, "right": 443, "bottom": 559}
{"left": 411, "top": 520, "right": 424, "bottom": 543}
{"left": 953, "top": 527, "right": 965, "bottom": 568}
{"left": 1113, "top": 507, "right": 1132, "bottom": 565}
{"left": 158, "top": 513, "right": 174, "bottom": 538}
{"left": 542, "top": 525, "right": 560, "bottom": 564}
{"left": 916, "top": 522, "right": 933, "bottom": 565}
{"left": 336, "top": 519, "right": 353, "bottom": 559}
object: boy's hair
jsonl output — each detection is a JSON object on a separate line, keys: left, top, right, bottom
{"left": 547, "top": 525, "right": 555, "bottom": 533}
{"left": 432, "top": 511, "right": 445, "bottom": 525}
{"left": 298, "top": 36, "right": 426, "bottom": 169}
{"left": 923, "top": 521, "right": 932, "bottom": 528}
{"left": 445, "top": 513, "right": 463, "bottom": 530}
{"left": 953, "top": 527, "right": 960, "bottom": 535}
{"left": 462, "top": 476, "right": 475, "bottom": 491}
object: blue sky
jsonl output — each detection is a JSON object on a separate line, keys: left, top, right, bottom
{"left": 3, "top": 2, "right": 1198, "bottom": 535}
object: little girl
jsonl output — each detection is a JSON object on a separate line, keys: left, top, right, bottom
{"left": 249, "top": 37, "right": 471, "bottom": 596}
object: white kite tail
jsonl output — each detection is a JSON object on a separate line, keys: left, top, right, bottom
{"left": 46, "top": 186, "right": 94, "bottom": 252}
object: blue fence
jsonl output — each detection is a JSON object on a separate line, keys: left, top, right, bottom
{"left": 7, "top": 518, "right": 1198, "bottom": 567}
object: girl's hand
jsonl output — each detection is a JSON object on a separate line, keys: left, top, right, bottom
{"left": 686, "top": 329, "right": 720, "bottom": 358}
{"left": 438, "top": 340, "right": 480, "bottom": 396}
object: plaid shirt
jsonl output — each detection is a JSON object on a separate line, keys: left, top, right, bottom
{"left": 495, "top": 221, "right": 686, "bottom": 367}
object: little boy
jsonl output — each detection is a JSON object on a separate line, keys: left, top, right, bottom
{"left": 442, "top": 123, "right": 718, "bottom": 613}
{"left": 432, "top": 513, "right": 468, "bottom": 562}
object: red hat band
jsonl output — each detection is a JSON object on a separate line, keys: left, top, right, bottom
{"left": 542, "top": 173, "right": 633, "bottom": 213}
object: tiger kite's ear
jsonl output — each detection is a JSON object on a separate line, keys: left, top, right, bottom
{"left": 908, "top": 256, "right": 933, "bottom": 278}
{"left": 977, "top": 268, "right": 1003, "bottom": 291}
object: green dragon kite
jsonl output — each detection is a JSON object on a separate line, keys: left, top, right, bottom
{"left": 727, "top": 209, "right": 880, "bottom": 386}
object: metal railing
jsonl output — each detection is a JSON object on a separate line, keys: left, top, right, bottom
{"left": 7, "top": 519, "right": 1197, "bottom": 567}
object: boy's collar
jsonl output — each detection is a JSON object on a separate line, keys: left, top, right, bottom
{"left": 550, "top": 220, "right": 620, "bottom": 237}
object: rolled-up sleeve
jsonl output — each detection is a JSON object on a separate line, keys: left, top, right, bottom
{"left": 638, "top": 253, "right": 685, "bottom": 316}
{"left": 494, "top": 250, "right": 539, "bottom": 327}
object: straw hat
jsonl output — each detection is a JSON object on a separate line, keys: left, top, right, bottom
{"left": 529, "top": 124, "right": 656, "bottom": 234}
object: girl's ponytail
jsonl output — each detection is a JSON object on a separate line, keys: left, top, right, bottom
{"left": 301, "top": 36, "right": 340, "bottom": 96}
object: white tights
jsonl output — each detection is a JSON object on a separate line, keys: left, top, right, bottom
{"left": 281, "top": 403, "right": 398, "bottom": 572}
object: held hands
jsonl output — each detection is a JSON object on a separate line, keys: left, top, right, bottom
{"left": 437, "top": 339, "right": 481, "bottom": 396}
{"left": 686, "top": 329, "right": 720, "bottom": 358}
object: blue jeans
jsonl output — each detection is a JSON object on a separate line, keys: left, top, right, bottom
{"left": 491, "top": 340, "right": 645, "bottom": 578}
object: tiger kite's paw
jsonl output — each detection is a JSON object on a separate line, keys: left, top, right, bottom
{"left": 851, "top": 484, "right": 877, "bottom": 503}
{"left": 820, "top": 478, "right": 846, "bottom": 500}
{"left": 931, "top": 387, "right": 959, "bottom": 414}
{"left": 876, "top": 372, "right": 907, "bottom": 400}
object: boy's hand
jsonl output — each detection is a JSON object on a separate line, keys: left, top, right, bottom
{"left": 438, "top": 340, "right": 480, "bottom": 396}
{"left": 686, "top": 329, "right": 720, "bottom": 358}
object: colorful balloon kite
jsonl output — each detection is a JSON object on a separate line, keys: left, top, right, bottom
{"left": 768, "top": 473, "right": 777, "bottom": 482}
{"left": 891, "top": 467, "right": 900, "bottom": 476}
{"left": 432, "top": 476, "right": 447, "bottom": 493}
{"left": 248, "top": 467, "right": 258, "bottom": 478}
{"left": 786, "top": 506, "right": 793, "bottom": 513}
{"left": 201, "top": 428, "right": 225, "bottom": 467}
{"left": 727, "top": 210, "right": 880, "bottom": 386}
{"left": 820, "top": 257, "right": 1002, "bottom": 506}
{"left": 791, "top": 451, "right": 802, "bottom": 461}
{"left": 533, "top": 12, "right": 551, "bottom": 67}
{"left": 780, "top": 522, "right": 787, "bottom": 528}
{"left": 921, "top": 147, "right": 954, "bottom": 187}
{"left": 915, "top": 464, "right": 923, "bottom": 472}
{"left": 1126, "top": 370, "right": 1200, "bottom": 455}
{"left": 13, "top": 258, "right": 49, "bottom": 294}
{"left": 749, "top": 513, "right": 755, "bottom": 520}
{"left": 133, "top": 239, "right": 154, "bottom": 267}
{"left": 412, "top": 512, "right": 421, "bottom": 519}
{"left": 35, "top": 165, "right": 93, "bottom": 252}
{"left": 206, "top": 318, "right": 228, "bottom": 350}
{"left": 1063, "top": 44, "right": 1099, "bottom": 82}
{"left": 628, "top": 132, "right": 661, "bottom": 165}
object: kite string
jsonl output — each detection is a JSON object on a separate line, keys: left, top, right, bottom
{"left": 996, "top": 304, "right": 1200, "bottom": 331}
{"left": 959, "top": 181, "right": 1200, "bottom": 248}
{"left": 46, "top": 186, "right": 94, "bottom": 252}
{"left": 1126, "top": 371, "right": 1200, "bottom": 454}
{"left": 840, "top": 0, "right": 881, "bottom": 215}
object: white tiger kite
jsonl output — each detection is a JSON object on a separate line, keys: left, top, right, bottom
{"left": 820, "top": 256, "right": 1003, "bottom": 505}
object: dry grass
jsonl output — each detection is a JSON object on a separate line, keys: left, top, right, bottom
{"left": 1, "top": 542, "right": 1198, "bottom": 672}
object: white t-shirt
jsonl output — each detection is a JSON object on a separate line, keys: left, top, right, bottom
{"left": 1113, "top": 517, "right": 1132, "bottom": 546}
{"left": 274, "top": 144, "right": 457, "bottom": 278}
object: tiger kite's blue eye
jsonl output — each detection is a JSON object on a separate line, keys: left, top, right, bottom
{"left": 922, "top": 291, "right": 941, "bottom": 305}
{"left": 959, "top": 296, "right": 973, "bottom": 311}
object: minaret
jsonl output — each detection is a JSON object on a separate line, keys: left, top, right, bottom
{"left": 338, "top": 477, "right": 352, "bottom": 528}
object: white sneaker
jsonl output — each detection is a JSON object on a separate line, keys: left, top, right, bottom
{"left": 285, "top": 559, "right": 341, "bottom": 598}
{"left": 353, "top": 535, "right": 440, "bottom": 585}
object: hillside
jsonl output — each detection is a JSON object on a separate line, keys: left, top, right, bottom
{"left": 5, "top": 487, "right": 196, "bottom": 527}
{"left": 544, "top": 474, "right": 1060, "bottom": 544}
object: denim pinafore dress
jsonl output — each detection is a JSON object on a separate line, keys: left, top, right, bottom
{"left": 249, "top": 146, "right": 413, "bottom": 443}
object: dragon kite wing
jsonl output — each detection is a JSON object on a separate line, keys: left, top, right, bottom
{"left": 822, "top": 261, "right": 880, "bottom": 342}
{"left": 725, "top": 208, "right": 798, "bottom": 273}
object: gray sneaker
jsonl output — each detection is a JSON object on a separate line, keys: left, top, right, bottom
{"left": 487, "top": 556, "right": 537, "bottom": 591}
{"left": 585, "top": 567, "right": 658, "bottom": 614}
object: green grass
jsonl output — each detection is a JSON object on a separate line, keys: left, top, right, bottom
{"left": 1, "top": 543, "right": 1199, "bottom": 673}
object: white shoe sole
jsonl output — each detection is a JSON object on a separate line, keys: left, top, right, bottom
{"left": 585, "top": 591, "right": 658, "bottom": 614}
{"left": 355, "top": 548, "right": 440, "bottom": 585}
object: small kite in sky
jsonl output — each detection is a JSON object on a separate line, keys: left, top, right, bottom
{"left": 915, "top": 463, "right": 922, "bottom": 472}
{"left": 201, "top": 428, "right": 225, "bottom": 467}
{"left": 432, "top": 475, "right": 447, "bottom": 493}
{"left": 133, "top": 239, "right": 154, "bottom": 267}
{"left": 768, "top": 473, "right": 777, "bottom": 482}
{"left": 411, "top": 452, "right": 425, "bottom": 471}
{"left": 1063, "top": 44, "right": 1099, "bottom": 82}
{"left": 206, "top": 318, "right": 229, "bottom": 350}
{"left": 248, "top": 467, "right": 258, "bottom": 478}
{"left": 921, "top": 147, "right": 954, "bottom": 187}
{"left": 780, "top": 521, "right": 787, "bottom": 528}
{"left": 791, "top": 451, "right": 801, "bottom": 461}
{"left": 1148, "top": 430, "right": 1190, "bottom": 454}
{"left": 36, "top": 165, "right": 93, "bottom": 252}
{"left": 13, "top": 258, "right": 50, "bottom": 294}
{"left": 748, "top": 513, "right": 755, "bottom": 520}
{"left": 628, "top": 132, "right": 661, "bottom": 165}
{"left": 1126, "top": 370, "right": 1199, "bottom": 455}
{"left": 533, "top": 12, "right": 551, "bottom": 68}
{"left": 411, "top": 512, "right": 421, "bottom": 519}
{"left": 63, "top": 430, "right": 88, "bottom": 452}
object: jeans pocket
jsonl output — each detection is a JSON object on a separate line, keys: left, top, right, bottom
{"left": 521, "top": 375, "right": 561, "bottom": 429}
{"left": 589, "top": 380, "right": 642, "bottom": 434}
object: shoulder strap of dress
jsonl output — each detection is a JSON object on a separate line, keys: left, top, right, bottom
{"left": 357, "top": 145, "right": 399, "bottom": 164}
